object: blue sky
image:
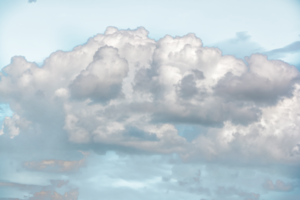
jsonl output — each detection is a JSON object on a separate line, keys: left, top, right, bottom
{"left": 1, "top": 0, "right": 300, "bottom": 68}
{"left": 0, "top": 0, "right": 300, "bottom": 200}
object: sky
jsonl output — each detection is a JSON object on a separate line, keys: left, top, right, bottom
{"left": 0, "top": 0, "right": 300, "bottom": 200}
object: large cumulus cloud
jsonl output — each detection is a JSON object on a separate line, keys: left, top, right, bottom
{"left": 0, "top": 27, "right": 300, "bottom": 167}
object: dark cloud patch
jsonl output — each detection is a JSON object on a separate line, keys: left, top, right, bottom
{"left": 28, "top": 0, "right": 37, "bottom": 3}
{"left": 222, "top": 102, "right": 262, "bottom": 125}
{"left": 133, "top": 66, "right": 164, "bottom": 101}
{"left": 70, "top": 73, "right": 123, "bottom": 103}
{"left": 175, "top": 70, "right": 205, "bottom": 99}
{"left": 265, "top": 41, "right": 300, "bottom": 57}
{"left": 122, "top": 126, "right": 159, "bottom": 141}
{"left": 151, "top": 100, "right": 261, "bottom": 127}
{"left": 69, "top": 46, "right": 128, "bottom": 104}
{"left": 151, "top": 106, "right": 225, "bottom": 127}
{"left": 192, "top": 69, "right": 205, "bottom": 80}
{"left": 215, "top": 72, "right": 291, "bottom": 105}
{"left": 176, "top": 74, "right": 198, "bottom": 99}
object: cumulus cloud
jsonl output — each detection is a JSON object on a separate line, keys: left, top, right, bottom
{"left": 0, "top": 26, "right": 300, "bottom": 167}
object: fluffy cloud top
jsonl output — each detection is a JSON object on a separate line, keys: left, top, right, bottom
{"left": 0, "top": 27, "right": 300, "bottom": 167}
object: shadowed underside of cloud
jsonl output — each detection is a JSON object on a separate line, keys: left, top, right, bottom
{"left": 0, "top": 26, "right": 300, "bottom": 168}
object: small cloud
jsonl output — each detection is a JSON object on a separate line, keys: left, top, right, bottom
{"left": 263, "top": 179, "right": 294, "bottom": 192}
{"left": 269, "top": 41, "right": 300, "bottom": 54}
{"left": 231, "top": 31, "right": 251, "bottom": 43}
{"left": 28, "top": 0, "right": 37, "bottom": 3}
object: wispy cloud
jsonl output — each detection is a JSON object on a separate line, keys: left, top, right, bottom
{"left": 231, "top": 31, "right": 251, "bottom": 43}
{"left": 28, "top": 0, "right": 37, "bottom": 3}
{"left": 269, "top": 41, "right": 300, "bottom": 54}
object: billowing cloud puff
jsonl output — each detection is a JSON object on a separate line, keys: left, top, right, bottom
{"left": 0, "top": 27, "right": 300, "bottom": 167}
{"left": 69, "top": 46, "right": 129, "bottom": 103}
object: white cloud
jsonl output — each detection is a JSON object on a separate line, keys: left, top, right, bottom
{"left": 0, "top": 114, "right": 30, "bottom": 138}
{"left": 0, "top": 27, "right": 300, "bottom": 168}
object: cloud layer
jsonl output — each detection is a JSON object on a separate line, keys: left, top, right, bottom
{"left": 0, "top": 27, "right": 300, "bottom": 165}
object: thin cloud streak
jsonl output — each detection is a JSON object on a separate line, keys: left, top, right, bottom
{"left": 28, "top": 0, "right": 37, "bottom": 3}
{"left": 269, "top": 41, "right": 300, "bottom": 54}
